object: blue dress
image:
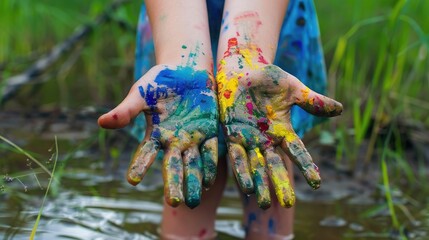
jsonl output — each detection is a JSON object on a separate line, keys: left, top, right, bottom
{"left": 132, "top": 0, "right": 327, "bottom": 147}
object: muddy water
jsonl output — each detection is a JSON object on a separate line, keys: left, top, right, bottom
{"left": 0, "top": 114, "right": 428, "bottom": 239}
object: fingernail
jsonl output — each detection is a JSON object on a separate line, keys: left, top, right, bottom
{"left": 304, "top": 164, "right": 321, "bottom": 189}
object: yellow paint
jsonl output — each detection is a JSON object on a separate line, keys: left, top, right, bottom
{"left": 217, "top": 69, "right": 241, "bottom": 122}
{"left": 270, "top": 167, "right": 295, "bottom": 207}
{"left": 254, "top": 148, "right": 263, "bottom": 159}
{"left": 249, "top": 148, "right": 265, "bottom": 171}
{"left": 272, "top": 124, "right": 297, "bottom": 142}
{"left": 265, "top": 105, "right": 277, "bottom": 120}
{"left": 240, "top": 48, "right": 258, "bottom": 69}
{"left": 300, "top": 87, "right": 314, "bottom": 104}
{"left": 301, "top": 87, "right": 309, "bottom": 100}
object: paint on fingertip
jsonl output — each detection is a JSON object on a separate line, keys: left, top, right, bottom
{"left": 112, "top": 114, "right": 118, "bottom": 120}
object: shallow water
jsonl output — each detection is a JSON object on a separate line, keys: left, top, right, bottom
{"left": 1, "top": 114, "right": 428, "bottom": 239}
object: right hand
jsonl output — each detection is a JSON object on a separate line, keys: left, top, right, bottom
{"left": 98, "top": 65, "right": 219, "bottom": 209}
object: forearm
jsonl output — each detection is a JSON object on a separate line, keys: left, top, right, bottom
{"left": 217, "top": 0, "right": 289, "bottom": 64}
{"left": 146, "top": 0, "right": 213, "bottom": 71}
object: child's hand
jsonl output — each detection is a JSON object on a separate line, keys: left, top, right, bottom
{"left": 217, "top": 61, "right": 342, "bottom": 209}
{"left": 98, "top": 65, "right": 218, "bottom": 209}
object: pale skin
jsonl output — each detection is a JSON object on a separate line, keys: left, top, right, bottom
{"left": 98, "top": 0, "right": 343, "bottom": 239}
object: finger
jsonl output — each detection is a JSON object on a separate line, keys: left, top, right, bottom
{"left": 183, "top": 146, "right": 203, "bottom": 209}
{"left": 127, "top": 139, "right": 160, "bottom": 186}
{"left": 163, "top": 147, "right": 184, "bottom": 207}
{"left": 280, "top": 126, "right": 321, "bottom": 189}
{"left": 228, "top": 143, "right": 254, "bottom": 194}
{"left": 264, "top": 147, "right": 295, "bottom": 208}
{"left": 98, "top": 83, "right": 150, "bottom": 129}
{"left": 293, "top": 83, "right": 343, "bottom": 117}
{"left": 248, "top": 148, "right": 271, "bottom": 209}
{"left": 200, "top": 137, "right": 218, "bottom": 188}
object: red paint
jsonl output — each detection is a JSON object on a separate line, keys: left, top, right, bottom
{"left": 228, "top": 38, "right": 238, "bottom": 48}
{"left": 258, "top": 54, "right": 269, "bottom": 64}
{"left": 314, "top": 96, "right": 325, "bottom": 113}
{"left": 198, "top": 228, "right": 207, "bottom": 238}
{"left": 246, "top": 102, "right": 253, "bottom": 115}
{"left": 224, "top": 37, "right": 239, "bottom": 57}
{"left": 313, "top": 163, "right": 320, "bottom": 173}
{"left": 257, "top": 118, "right": 270, "bottom": 132}
{"left": 247, "top": 81, "right": 252, "bottom": 86}
{"left": 112, "top": 114, "right": 118, "bottom": 120}
{"left": 172, "top": 210, "right": 177, "bottom": 216}
{"left": 223, "top": 90, "right": 232, "bottom": 99}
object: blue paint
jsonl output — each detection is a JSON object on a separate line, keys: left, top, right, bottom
{"left": 245, "top": 212, "right": 257, "bottom": 234}
{"left": 153, "top": 66, "right": 216, "bottom": 113}
{"left": 268, "top": 218, "right": 276, "bottom": 234}
{"left": 143, "top": 83, "right": 160, "bottom": 124}
{"left": 138, "top": 86, "right": 145, "bottom": 98}
{"left": 151, "top": 128, "right": 161, "bottom": 140}
{"left": 138, "top": 66, "right": 217, "bottom": 126}
{"left": 221, "top": 11, "right": 229, "bottom": 25}
{"left": 223, "top": 24, "right": 229, "bottom": 32}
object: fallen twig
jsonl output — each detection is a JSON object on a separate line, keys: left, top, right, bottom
{"left": 0, "top": 0, "right": 133, "bottom": 104}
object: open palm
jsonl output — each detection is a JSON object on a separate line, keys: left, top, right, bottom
{"left": 217, "top": 63, "right": 342, "bottom": 209}
{"left": 98, "top": 65, "right": 218, "bottom": 208}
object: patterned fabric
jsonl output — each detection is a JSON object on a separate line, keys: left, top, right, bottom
{"left": 131, "top": 0, "right": 327, "bottom": 143}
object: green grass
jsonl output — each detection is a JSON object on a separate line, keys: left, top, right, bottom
{"left": 0, "top": 0, "right": 140, "bottom": 108}
{"left": 315, "top": 0, "right": 429, "bottom": 169}
{"left": 0, "top": 134, "right": 58, "bottom": 238}
{"left": 29, "top": 136, "right": 58, "bottom": 240}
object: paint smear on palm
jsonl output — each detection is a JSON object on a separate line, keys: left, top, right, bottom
{"left": 139, "top": 66, "right": 217, "bottom": 126}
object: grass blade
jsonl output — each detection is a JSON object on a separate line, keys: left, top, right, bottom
{"left": 29, "top": 136, "right": 58, "bottom": 240}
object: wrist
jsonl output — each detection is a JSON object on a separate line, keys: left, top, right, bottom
{"left": 155, "top": 41, "right": 214, "bottom": 73}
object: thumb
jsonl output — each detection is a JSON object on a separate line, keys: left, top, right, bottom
{"left": 98, "top": 83, "right": 149, "bottom": 129}
{"left": 292, "top": 77, "right": 343, "bottom": 117}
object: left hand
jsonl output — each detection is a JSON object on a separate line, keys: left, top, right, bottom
{"left": 217, "top": 60, "right": 343, "bottom": 209}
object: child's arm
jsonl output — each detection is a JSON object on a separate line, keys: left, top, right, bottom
{"left": 98, "top": 0, "right": 218, "bottom": 209}
{"left": 217, "top": 0, "right": 343, "bottom": 208}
